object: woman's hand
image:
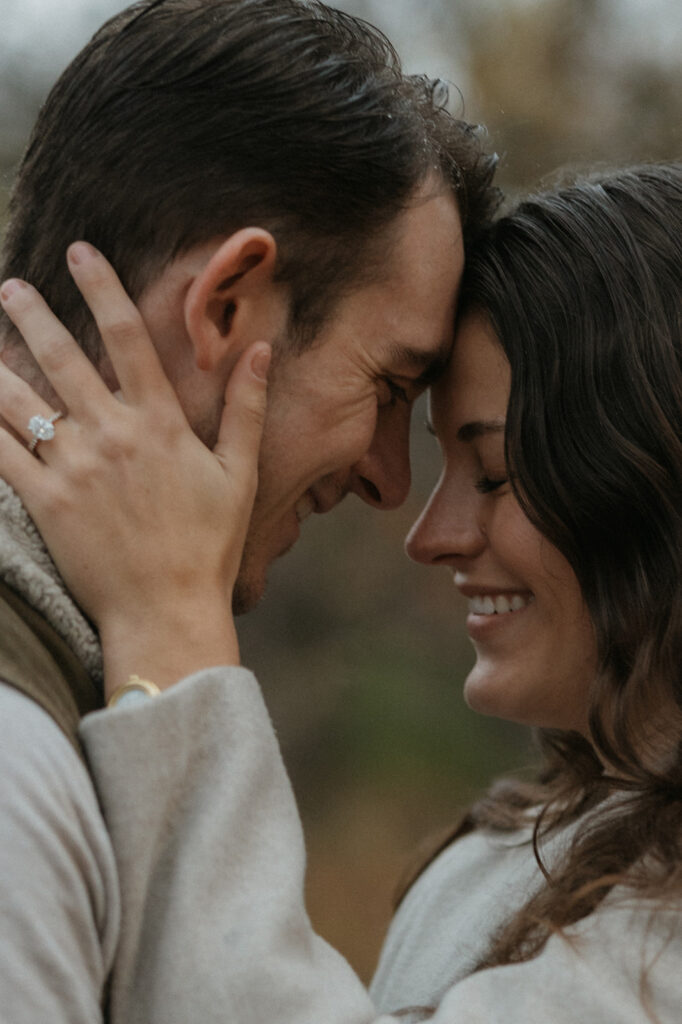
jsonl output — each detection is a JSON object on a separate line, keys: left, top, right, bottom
{"left": 0, "top": 243, "right": 270, "bottom": 697}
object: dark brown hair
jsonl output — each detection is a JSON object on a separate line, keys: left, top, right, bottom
{"left": 1, "top": 0, "right": 498, "bottom": 360}
{"left": 457, "top": 164, "right": 682, "bottom": 967}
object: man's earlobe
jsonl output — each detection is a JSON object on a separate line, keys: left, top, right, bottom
{"left": 184, "top": 228, "right": 279, "bottom": 372}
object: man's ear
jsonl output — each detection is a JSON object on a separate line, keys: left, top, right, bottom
{"left": 184, "top": 228, "right": 282, "bottom": 372}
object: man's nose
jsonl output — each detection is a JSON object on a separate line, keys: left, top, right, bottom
{"left": 348, "top": 405, "right": 411, "bottom": 510}
{"left": 405, "top": 475, "right": 486, "bottom": 566}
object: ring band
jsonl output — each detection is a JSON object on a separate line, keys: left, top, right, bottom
{"left": 27, "top": 411, "right": 63, "bottom": 454}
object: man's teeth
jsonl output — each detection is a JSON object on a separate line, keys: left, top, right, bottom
{"left": 468, "top": 593, "right": 534, "bottom": 615}
{"left": 294, "top": 493, "right": 315, "bottom": 523}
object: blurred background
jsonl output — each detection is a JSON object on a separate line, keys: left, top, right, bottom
{"left": 1, "top": 0, "right": 680, "bottom": 982}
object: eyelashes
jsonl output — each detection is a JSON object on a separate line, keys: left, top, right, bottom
{"left": 475, "top": 475, "right": 508, "bottom": 494}
{"left": 422, "top": 419, "right": 510, "bottom": 495}
{"left": 380, "top": 376, "right": 410, "bottom": 408}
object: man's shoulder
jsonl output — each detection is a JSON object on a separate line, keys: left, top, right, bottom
{"left": 0, "top": 680, "right": 98, "bottom": 815}
{"left": 0, "top": 687, "right": 120, "bottom": 1018}
{"left": 0, "top": 678, "right": 118, "bottom": 898}
{"left": 0, "top": 578, "right": 103, "bottom": 754}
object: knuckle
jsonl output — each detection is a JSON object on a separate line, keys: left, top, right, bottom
{"left": 99, "top": 312, "right": 144, "bottom": 347}
{"left": 67, "top": 452, "right": 99, "bottom": 488}
{"left": 38, "top": 479, "right": 71, "bottom": 516}
{"left": 46, "top": 445, "right": 93, "bottom": 495}
{"left": 242, "top": 396, "right": 266, "bottom": 427}
{"left": 40, "top": 334, "right": 77, "bottom": 374}
{"left": 140, "top": 406, "right": 179, "bottom": 442}
{"left": 100, "top": 429, "right": 136, "bottom": 462}
{"left": 101, "top": 315, "right": 141, "bottom": 348}
{"left": 83, "top": 416, "right": 136, "bottom": 461}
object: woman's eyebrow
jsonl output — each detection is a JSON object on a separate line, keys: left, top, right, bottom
{"left": 424, "top": 417, "right": 506, "bottom": 440}
{"left": 456, "top": 419, "right": 506, "bottom": 442}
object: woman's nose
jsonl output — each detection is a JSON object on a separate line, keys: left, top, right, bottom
{"left": 405, "top": 474, "right": 486, "bottom": 566}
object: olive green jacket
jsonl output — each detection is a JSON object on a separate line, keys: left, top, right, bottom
{"left": 0, "top": 577, "right": 101, "bottom": 756}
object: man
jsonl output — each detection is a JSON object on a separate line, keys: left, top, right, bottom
{"left": 0, "top": 0, "right": 497, "bottom": 1018}
{"left": 2, "top": 0, "right": 496, "bottom": 612}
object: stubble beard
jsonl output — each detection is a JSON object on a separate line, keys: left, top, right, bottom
{"left": 188, "top": 396, "right": 264, "bottom": 615}
{"left": 195, "top": 339, "right": 293, "bottom": 617}
{"left": 231, "top": 578, "right": 262, "bottom": 616}
{"left": 231, "top": 528, "right": 268, "bottom": 615}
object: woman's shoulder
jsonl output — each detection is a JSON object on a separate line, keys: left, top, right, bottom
{"left": 371, "top": 815, "right": 548, "bottom": 1010}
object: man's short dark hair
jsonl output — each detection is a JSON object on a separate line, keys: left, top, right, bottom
{"left": 1, "top": 0, "right": 498, "bottom": 359}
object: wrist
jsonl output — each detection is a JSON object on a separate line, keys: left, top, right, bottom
{"left": 98, "top": 599, "right": 240, "bottom": 701}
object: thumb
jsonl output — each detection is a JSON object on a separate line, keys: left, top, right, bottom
{"left": 213, "top": 342, "right": 271, "bottom": 495}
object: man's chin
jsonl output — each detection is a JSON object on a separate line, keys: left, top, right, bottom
{"left": 232, "top": 575, "right": 266, "bottom": 616}
{"left": 233, "top": 528, "right": 300, "bottom": 615}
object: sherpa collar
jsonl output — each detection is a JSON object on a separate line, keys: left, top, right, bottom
{"left": 0, "top": 479, "right": 103, "bottom": 684}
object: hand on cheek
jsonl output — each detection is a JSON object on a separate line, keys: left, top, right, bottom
{"left": 0, "top": 245, "right": 271, "bottom": 698}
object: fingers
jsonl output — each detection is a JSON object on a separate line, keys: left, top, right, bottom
{"left": 0, "top": 278, "right": 111, "bottom": 420}
{"left": 0, "top": 360, "right": 60, "bottom": 444}
{"left": 213, "top": 342, "right": 271, "bottom": 502}
{"left": 0, "top": 244, "right": 177, "bottom": 421}
{"left": 0, "top": 362, "right": 49, "bottom": 502}
{"left": 0, "top": 426, "right": 44, "bottom": 508}
{"left": 65, "top": 243, "right": 177, "bottom": 406}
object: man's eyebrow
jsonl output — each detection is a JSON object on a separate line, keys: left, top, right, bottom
{"left": 386, "top": 340, "right": 451, "bottom": 387}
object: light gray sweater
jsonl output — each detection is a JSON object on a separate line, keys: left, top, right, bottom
{"left": 80, "top": 671, "right": 682, "bottom": 1024}
{"left": 3, "top": 666, "right": 680, "bottom": 1022}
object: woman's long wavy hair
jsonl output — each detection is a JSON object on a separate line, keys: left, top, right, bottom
{"left": 456, "top": 163, "right": 682, "bottom": 968}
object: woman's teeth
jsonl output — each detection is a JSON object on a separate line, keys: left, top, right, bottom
{"left": 468, "top": 593, "right": 534, "bottom": 615}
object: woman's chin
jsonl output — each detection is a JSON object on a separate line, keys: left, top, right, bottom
{"left": 462, "top": 661, "right": 539, "bottom": 728}
{"left": 463, "top": 661, "right": 590, "bottom": 734}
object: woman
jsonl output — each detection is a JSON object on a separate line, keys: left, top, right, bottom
{"left": 0, "top": 162, "right": 680, "bottom": 1023}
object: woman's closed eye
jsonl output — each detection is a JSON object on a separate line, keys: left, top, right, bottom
{"left": 475, "top": 474, "right": 508, "bottom": 494}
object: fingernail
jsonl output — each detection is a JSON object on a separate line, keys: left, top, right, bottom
{"left": 251, "top": 346, "right": 271, "bottom": 381}
{"left": 68, "top": 241, "right": 100, "bottom": 266}
{"left": 0, "top": 279, "right": 27, "bottom": 302}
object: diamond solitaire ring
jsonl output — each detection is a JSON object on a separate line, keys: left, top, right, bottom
{"left": 27, "top": 411, "right": 64, "bottom": 454}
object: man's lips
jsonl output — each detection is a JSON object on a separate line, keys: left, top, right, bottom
{"left": 294, "top": 485, "right": 349, "bottom": 523}
{"left": 294, "top": 491, "right": 316, "bottom": 524}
